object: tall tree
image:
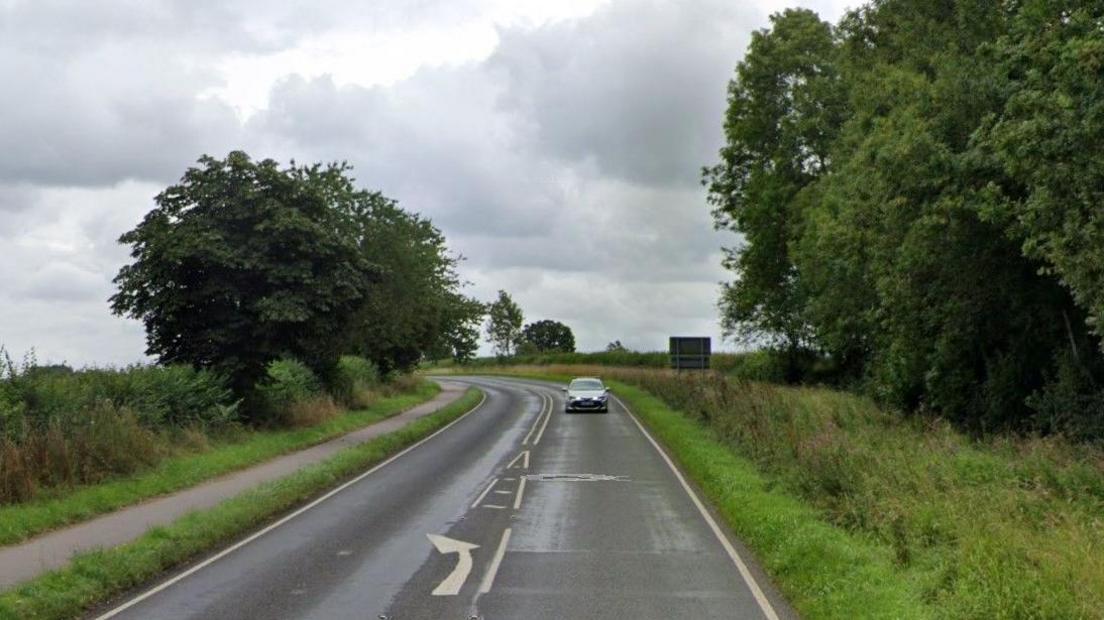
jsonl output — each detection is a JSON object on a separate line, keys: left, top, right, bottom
{"left": 485, "top": 290, "right": 523, "bottom": 358}
{"left": 521, "top": 320, "right": 576, "bottom": 353}
{"left": 703, "top": 8, "right": 847, "bottom": 375}
{"left": 111, "top": 152, "right": 375, "bottom": 397}
{"left": 343, "top": 194, "right": 482, "bottom": 373}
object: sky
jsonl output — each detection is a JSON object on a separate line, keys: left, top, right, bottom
{"left": 0, "top": 0, "right": 852, "bottom": 367}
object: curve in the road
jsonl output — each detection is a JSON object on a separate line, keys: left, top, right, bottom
{"left": 92, "top": 376, "right": 794, "bottom": 620}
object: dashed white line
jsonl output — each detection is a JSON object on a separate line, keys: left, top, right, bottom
{"left": 470, "top": 478, "right": 499, "bottom": 509}
{"left": 478, "top": 528, "right": 512, "bottom": 594}
{"left": 494, "top": 490, "right": 512, "bottom": 495}
{"left": 512, "top": 477, "right": 527, "bottom": 510}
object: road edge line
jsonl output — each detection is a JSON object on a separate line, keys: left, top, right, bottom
{"left": 94, "top": 390, "right": 488, "bottom": 620}
{"left": 613, "top": 394, "right": 781, "bottom": 620}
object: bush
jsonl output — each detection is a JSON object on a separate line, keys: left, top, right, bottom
{"left": 0, "top": 402, "right": 161, "bottom": 504}
{"left": 330, "top": 356, "right": 380, "bottom": 409}
{"left": 253, "top": 358, "right": 322, "bottom": 424}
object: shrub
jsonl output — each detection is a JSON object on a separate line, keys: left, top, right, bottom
{"left": 0, "top": 402, "right": 162, "bottom": 504}
{"left": 253, "top": 358, "right": 322, "bottom": 424}
{"left": 330, "top": 356, "right": 380, "bottom": 408}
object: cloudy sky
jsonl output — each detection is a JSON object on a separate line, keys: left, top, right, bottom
{"left": 0, "top": 0, "right": 851, "bottom": 366}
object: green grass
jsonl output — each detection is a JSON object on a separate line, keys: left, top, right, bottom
{"left": 0, "top": 381, "right": 441, "bottom": 546}
{"left": 610, "top": 381, "right": 922, "bottom": 619}
{"left": 0, "top": 387, "right": 483, "bottom": 620}
{"left": 449, "top": 365, "right": 1104, "bottom": 619}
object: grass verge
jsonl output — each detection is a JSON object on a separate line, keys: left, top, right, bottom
{"left": 0, "top": 387, "right": 482, "bottom": 620}
{"left": 611, "top": 381, "right": 922, "bottom": 619}
{"left": 0, "top": 381, "right": 441, "bottom": 546}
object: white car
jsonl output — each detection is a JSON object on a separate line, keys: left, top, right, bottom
{"left": 562, "top": 377, "right": 610, "bottom": 413}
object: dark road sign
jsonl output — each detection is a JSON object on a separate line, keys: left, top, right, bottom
{"left": 669, "top": 337, "right": 711, "bottom": 370}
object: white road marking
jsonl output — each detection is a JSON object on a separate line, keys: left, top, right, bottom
{"left": 512, "top": 477, "right": 527, "bottom": 510}
{"left": 92, "top": 390, "right": 488, "bottom": 620}
{"left": 481, "top": 504, "right": 507, "bottom": 509}
{"left": 470, "top": 477, "right": 499, "bottom": 509}
{"left": 493, "top": 490, "right": 512, "bottom": 495}
{"left": 426, "top": 534, "right": 479, "bottom": 596}
{"left": 532, "top": 394, "right": 552, "bottom": 445}
{"left": 505, "top": 450, "right": 530, "bottom": 470}
{"left": 521, "top": 393, "right": 548, "bottom": 445}
{"left": 614, "top": 395, "right": 781, "bottom": 620}
{"left": 478, "top": 528, "right": 511, "bottom": 594}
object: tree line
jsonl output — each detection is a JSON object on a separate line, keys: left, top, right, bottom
{"left": 111, "top": 152, "right": 484, "bottom": 415}
{"left": 483, "top": 290, "right": 576, "bottom": 357}
{"left": 706, "top": 1, "right": 1104, "bottom": 435}
{"left": 111, "top": 153, "right": 579, "bottom": 413}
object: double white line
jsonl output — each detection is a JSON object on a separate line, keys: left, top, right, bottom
{"left": 521, "top": 392, "right": 552, "bottom": 446}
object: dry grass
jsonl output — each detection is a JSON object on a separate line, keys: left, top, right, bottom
{"left": 281, "top": 395, "right": 342, "bottom": 428}
{"left": 0, "top": 404, "right": 162, "bottom": 504}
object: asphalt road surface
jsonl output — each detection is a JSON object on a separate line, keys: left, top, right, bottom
{"left": 92, "top": 376, "right": 794, "bottom": 620}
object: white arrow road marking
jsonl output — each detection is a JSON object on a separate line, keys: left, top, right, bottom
{"left": 506, "top": 450, "right": 530, "bottom": 470}
{"left": 426, "top": 534, "right": 479, "bottom": 596}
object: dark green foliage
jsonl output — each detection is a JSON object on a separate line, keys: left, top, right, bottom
{"left": 706, "top": 1, "right": 1104, "bottom": 434}
{"left": 521, "top": 320, "right": 576, "bottom": 353}
{"left": 111, "top": 152, "right": 376, "bottom": 395}
{"left": 0, "top": 351, "right": 236, "bottom": 440}
{"left": 112, "top": 152, "right": 480, "bottom": 396}
{"left": 343, "top": 194, "right": 484, "bottom": 373}
{"left": 253, "top": 358, "right": 321, "bottom": 423}
{"left": 329, "top": 355, "right": 381, "bottom": 407}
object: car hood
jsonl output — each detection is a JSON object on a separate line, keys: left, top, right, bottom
{"left": 568, "top": 390, "right": 606, "bottom": 399}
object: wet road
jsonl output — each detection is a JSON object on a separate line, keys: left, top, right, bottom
{"left": 94, "top": 376, "right": 792, "bottom": 620}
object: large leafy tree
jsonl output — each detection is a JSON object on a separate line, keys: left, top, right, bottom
{"left": 708, "top": 1, "right": 1104, "bottom": 433}
{"left": 112, "top": 152, "right": 376, "bottom": 395}
{"left": 344, "top": 194, "right": 483, "bottom": 373}
{"left": 521, "top": 320, "right": 576, "bottom": 353}
{"left": 703, "top": 9, "right": 847, "bottom": 374}
{"left": 485, "top": 290, "right": 523, "bottom": 358}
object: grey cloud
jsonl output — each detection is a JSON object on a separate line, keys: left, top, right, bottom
{"left": 248, "top": 71, "right": 563, "bottom": 238}
{"left": 20, "top": 261, "right": 107, "bottom": 302}
{"left": 489, "top": 0, "right": 757, "bottom": 187}
{"left": 1, "top": 0, "right": 820, "bottom": 364}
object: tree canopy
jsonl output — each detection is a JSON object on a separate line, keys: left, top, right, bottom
{"left": 521, "top": 320, "right": 576, "bottom": 353}
{"left": 112, "top": 152, "right": 481, "bottom": 398}
{"left": 707, "top": 3, "right": 1104, "bottom": 435}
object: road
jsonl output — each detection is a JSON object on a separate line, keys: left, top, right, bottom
{"left": 92, "top": 376, "right": 793, "bottom": 620}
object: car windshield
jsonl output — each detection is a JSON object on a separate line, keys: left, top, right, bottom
{"left": 569, "top": 379, "right": 604, "bottom": 391}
